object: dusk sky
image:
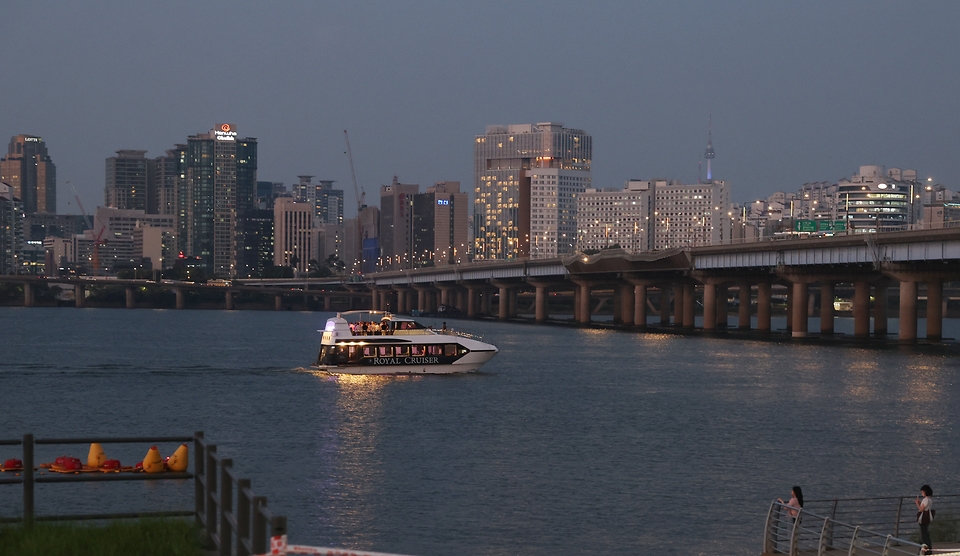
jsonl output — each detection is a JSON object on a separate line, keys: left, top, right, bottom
{"left": 3, "top": 1, "right": 958, "bottom": 216}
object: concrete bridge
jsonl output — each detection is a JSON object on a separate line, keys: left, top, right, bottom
{"left": 4, "top": 228, "right": 959, "bottom": 342}
{"left": 369, "top": 228, "right": 960, "bottom": 343}
{"left": 0, "top": 276, "right": 369, "bottom": 311}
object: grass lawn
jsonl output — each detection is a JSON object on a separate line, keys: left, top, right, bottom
{"left": 0, "top": 519, "right": 205, "bottom": 556}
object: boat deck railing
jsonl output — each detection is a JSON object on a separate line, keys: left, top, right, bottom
{"left": 763, "top": 494, "right": 960, "bottom": 555}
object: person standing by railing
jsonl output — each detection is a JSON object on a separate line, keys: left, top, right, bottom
{"left": 778, "top": 486, "right": 804, "bottom": 519}
{"left": 915, "top": 484, "right": 934, "bottom": 555}
{"left": 776, "top": 486, "right": 804, "bottom": 552}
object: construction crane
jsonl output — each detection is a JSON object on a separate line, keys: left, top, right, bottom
{"left": 68, "top": 181, "right": 107, "bottom": 276}
{"left": 343, "top": 130, "right": 366, "bottom": 274}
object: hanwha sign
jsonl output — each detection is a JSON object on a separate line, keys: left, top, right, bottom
{"left": 214, "top": 123, "right": 238, "bottom": 141}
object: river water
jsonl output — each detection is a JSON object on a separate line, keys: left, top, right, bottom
{"left": 1, "top": 307, "right": 959, "bottom": 555}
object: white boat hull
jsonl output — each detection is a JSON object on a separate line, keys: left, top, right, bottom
{"left": 313, "top": 311, "right": 499, "bottom": 375}
{"left": 313, "top": 349, "right": 497, "bottom": 375}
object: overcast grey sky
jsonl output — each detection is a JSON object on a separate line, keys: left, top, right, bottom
{"left": 2, "top": 1, "right": 958, "bottom": 215}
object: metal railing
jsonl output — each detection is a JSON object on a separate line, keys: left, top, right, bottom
{"left": 764, "top": 500, "right": 929, "bottom": 555}
{"left": 0, "top": 432, "right": 284, "bottom": 556}
{"left": 194, "top": 432, "right": 286, "bottom": 556}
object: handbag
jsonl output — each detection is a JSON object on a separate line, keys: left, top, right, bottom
{"left": 917, "top": 509, "right": 935, "bottom": 525}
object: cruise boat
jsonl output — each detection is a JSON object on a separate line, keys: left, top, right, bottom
{"left": 313, "top": 311, "right": 499, "bottom": 375}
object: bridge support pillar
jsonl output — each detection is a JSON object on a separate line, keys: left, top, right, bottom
{"left": 785, "top": 286, "right": 793, "bottom": 334}
{"left": 738, "top": 281, "right": 751, "bottom": 330}
{"left": 75, "top": 284, "right": 85, "bottom": 308}
{"left": 659, "top": 287, "right": 671, "bottom": 326}
{"left": 577, "top": 282, "right": 592, "bottom": 325}
{"left": 682, "top": 284, "right": 695, "bottom": 329}
{"left": 819, "top": 281, "right": 834, "bottom": 335}
{"left": 508, "top": 288, "right": 518, "bottom": 318}
{"left": 873, "top": 282, "right": 889, "bottom": 337}
{"left": 535, "top": 286, "right": 547, "bottom": 323}
{"left": 634, "top": 284, "right": 647, "bottom": 328}
{"left": 23, "top": 282, "right": 34, "bottom": 307}
{"left": 417, "top": 288, "right": 427, "bottom": 313}
{"left": 703, "top": 283, "right": 717, "bottom": 331}
{"left": 497, "top": 285, "right": 510, "bottom": 320}
{"left": 672, "top": 285, "right": 684, "bottom": 328}
{"left": 324, "top": 296, "right": 332, "bottom": 311}
{"left": 716, "top": 285, "right": 729, "bottom": 328}
{"left": 854, "top": 281, "right": 870, "bottom": 337}
{"left": 125, "top": 286, "right": 135, "bottom": 309}
{"left": 275, "top": 294, "right": 283, "bottom": 311}
{"left": 175, "top": 288, "right": 185, "bottom": 310}
{"left": 371, "top": 289, "right": 380, "bottom": 312}
{"left": 757, "top": 281, "right": 771, "bottom": 332}
{"left": 226, "top": 291, "right": 234, "bottom": 311}
{"left": 899, "top": 280, "right": 918, "bottom": 342}
{"left": 791, "top": 282, "right": 808, "bottom": 338}
{"left": 395, "top": 289, "right": 406, "bottom": 314}
{"left": 927, "top": 279, "right": 943, "bottom": 340}
{"left": 620, "top": 284, "right": 634, "bottom": 327}
{"left": 612, "top": 287, "right": 622, "bottom": 324}
{"left": 456, "top": 289, "right": 466, "bottom": 313}
{"left": 481, "top": 288, "right": 492, "bottom": 316}
{"left": 440, "top": 287, "right": 450, "bottom": 308}
{"left": 466, "top": 286, "right": 478, "bottom": 318}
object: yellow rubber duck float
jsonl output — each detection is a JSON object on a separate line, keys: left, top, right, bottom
{"left": 142, "top": 446, "right": 165, "bottom": 473}
{"left": 87, "top": 443, "right": 107, "bottom": 468}
{"left": 167, "top": 444, "right": 189, "bottom": 472}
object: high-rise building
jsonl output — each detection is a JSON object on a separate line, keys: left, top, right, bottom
{"left": 150, "top": 146, "right": 185, "bottom": 216}
{"left": 179, "top": 124, "right": 257, "bottom": 277}
{"left": 577, "top": 181, "right": 655, "bottom": 254}
{"left": 105, "top": 150, "right": 149, "bottom": 211}
{"left": 293, "top": 176, "right": 343, "bottom": 225}
{"left": 273, "top": 197, "right": 314, "bottom": 273}
{"left": 379, "top": 176, "right": 419, "bottom": 270}
{"left": 0, "top": 182, "right": 24, "bottom": 274}
{"left": 474, "top": 123, "right": 591, "bottom": 260}
{"left": 242, "top": 208, "right": 274, "bottom": 277}
{"left": 423, "top": 181, "right": 469, "bottom": 266}
{"left": 644, "top": 179, "right": 731, "bottom": 249}
{"left": 837, "top": 165, "right": 918, "bottom": 232}
{"left": 0, "top": 134, "right": 57, "bottom": 214}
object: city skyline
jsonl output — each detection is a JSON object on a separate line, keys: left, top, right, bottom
{"left": 2, "top": 1, "right": 958, "bottom": 217}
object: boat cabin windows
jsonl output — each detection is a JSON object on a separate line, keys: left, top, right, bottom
{"left": 322, "top": 341, "right": 467, "bottom": 366}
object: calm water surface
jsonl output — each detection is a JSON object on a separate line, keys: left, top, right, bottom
{"left": 1, "top": 307, "right": 959, "bottom": 555}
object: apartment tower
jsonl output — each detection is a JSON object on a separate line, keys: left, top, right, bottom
{"left": 474, "top": 123, "right": 591, "bottom": 260}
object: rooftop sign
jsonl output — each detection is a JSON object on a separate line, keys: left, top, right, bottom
{"left": 214, "top": 123, "right": 237, "bottom": 141}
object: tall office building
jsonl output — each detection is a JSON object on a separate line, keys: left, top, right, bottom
{"left": 424, "top": 181, "right": 469, "bottom": 266}
{"left": 243, "top": 208, "right": 274, "bottom": 276}
{"left": 105, "top": 150, "right": 149, "bottom": 211}
{"left": 293, "top": 176, "right": 343, "bottom": 225}
{"left": 150, "top": 146, "right": 185, "bottom": 216}
{"left": 837, "top": 165, "right": 918, "bottom": 232}
{"left": 179, "top": 124, "right": 257, "bottom": 277}
{"left": 577, "top": 181, "right": 655, "bottom": 254}
{"left": 474, "top": 123, "right": 591, "bottom": 260}
{"left": 0, "top": 182, "right": 24, "bottom": 274}
{"left": 379, "top": 176, "right": 419, "bottom": 270}
{"left": 0, "top": 134, "right": 57, "bottom": 214}
{"left": 273, "top": 197, "right": 314, "bottom": 273}
{"left": 645, "top": 179, "right": 731, "bottom": 249}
